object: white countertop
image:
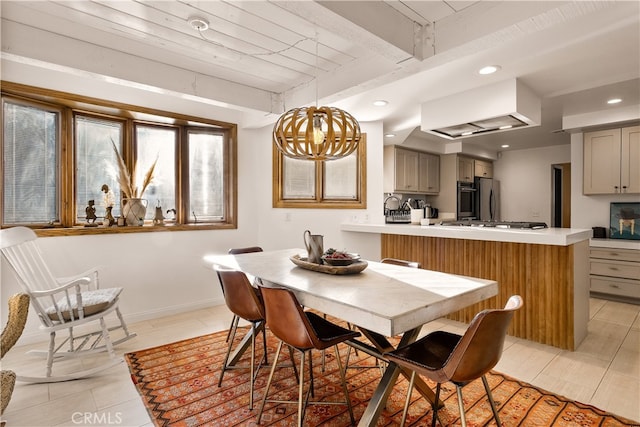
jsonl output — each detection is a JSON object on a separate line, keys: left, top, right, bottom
{"left": 341, "top": 222, "right": 592, "bottom": 246}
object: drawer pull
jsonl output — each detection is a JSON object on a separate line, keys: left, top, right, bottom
{"left": 609, "top": 284, "right": 620, "bottom": 289}
{"left": 608, "top": 267, "right": 619, "bottom": 271}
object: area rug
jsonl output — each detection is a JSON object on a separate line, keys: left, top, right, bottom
{"left": 125, "top": 327, "right": 638, "bottom": 427}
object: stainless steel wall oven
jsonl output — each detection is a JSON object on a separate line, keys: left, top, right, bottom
{"left": 457, "top": 181, "right": 477, "bottom": 219}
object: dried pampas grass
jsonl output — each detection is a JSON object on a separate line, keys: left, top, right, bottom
{"left": 110, "top": 139, "right": 158, "bottom": 199}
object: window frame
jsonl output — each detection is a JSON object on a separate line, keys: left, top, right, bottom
{"left": 272, "top": 134, "right": 367, "bottom": 209}
{"left": 1, "top": 81, "right": 237, "bottom": 236}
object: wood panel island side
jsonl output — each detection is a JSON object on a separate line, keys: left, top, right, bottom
{"left": 341, "top": 223, "right": 592, "bottom": 350}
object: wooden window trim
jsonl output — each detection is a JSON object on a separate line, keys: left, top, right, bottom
{"left": 1, "top": 81, "right": 238, "bottom": 236}
{"left": 272, "top": 135, "right": 367, "bottom": 209}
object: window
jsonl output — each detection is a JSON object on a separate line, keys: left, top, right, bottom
{"left": 2, "top": 99, "right": 60, "bottom": 225}
{"left": 1, "top": 82, "right": 237, "bottom": 234}
{"left": 273, "top": 135, "right": 366, "bottom": 208}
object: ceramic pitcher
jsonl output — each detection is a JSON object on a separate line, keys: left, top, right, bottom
{"left": 303, "top": 230, "right": 324, "bottom": 264}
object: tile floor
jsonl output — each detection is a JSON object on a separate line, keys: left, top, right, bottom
{"left": 2, "top": 298, "right": 639, "bottom": 426}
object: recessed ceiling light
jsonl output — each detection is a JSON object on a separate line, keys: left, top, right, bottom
{"left": 501, "top": 144, "right": 510, "bottom": 148}
{"left": 384, "top": 133, "right": 396, "bottom": 138}
{"left": 373, "top": 100, "right": 388, "bottom": 107}
{"left": 478, "top": 65, "right": 501, "bottom": 75}
{"left": 607, "top": 98, "right": 622, "bottom": 104}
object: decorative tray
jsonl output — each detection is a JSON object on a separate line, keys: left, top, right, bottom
{"left": 289, "top": 254, "right": 368, "bottom": 275}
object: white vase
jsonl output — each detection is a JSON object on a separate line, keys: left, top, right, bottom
{"left": 122, "top": 198, "right": 148, "bottom": 226}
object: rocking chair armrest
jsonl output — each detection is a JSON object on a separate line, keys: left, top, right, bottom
{"left": 30, "top": 277, "right": 92, "bottom": 298}
{"left": 55, "top": 266, "right": 102, "bottom": 290}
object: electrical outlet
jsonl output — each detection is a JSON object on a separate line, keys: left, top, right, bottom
{"left": 285, "top": 213, "right": 291, "bottom": 222}
{"left": 532, "top": 210, "right": 540, "bottom": 218}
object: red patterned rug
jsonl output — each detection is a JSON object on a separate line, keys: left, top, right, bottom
{"left": 125, "top": 327, "right": 638, "bottom": 426}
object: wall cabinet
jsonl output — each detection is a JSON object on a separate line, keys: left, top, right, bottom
{"left": 583, "top": 125, "right": 640, "bottom": 194}
{"left": 419, "top": 152, "right": 440, "bottom": 193}
{"left": 384, "top": 146, "right": 440, "bottom": 194}
{"left": 590, "top": 247, "right": 640, "bottom": 303}
{"left": 474, "top": 159, "right": 493, "bottom": 178}
{"left": 458, "top": 156, "right": 474, "bottom": 183}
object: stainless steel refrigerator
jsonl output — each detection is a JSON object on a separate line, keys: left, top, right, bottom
{"left": 475, "top": 177, "right": 500, "bottom": 221}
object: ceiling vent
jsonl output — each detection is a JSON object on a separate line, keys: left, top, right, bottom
{"left": 421, "top": 79, "right": 541, "bottom": 140}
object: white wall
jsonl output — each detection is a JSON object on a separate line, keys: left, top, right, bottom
{"left": 0, "top": 91, "right": 385, "bottom": 345}
{"left": 494, "top": 144, "right": 571, "bottom": 225}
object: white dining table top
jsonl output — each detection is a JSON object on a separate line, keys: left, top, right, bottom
{"left": 204, "top": 248, "right": 498, "bottom": 336}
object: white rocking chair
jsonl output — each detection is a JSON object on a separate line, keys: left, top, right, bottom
{"left": 0, "top": 227, "right": 137, "bottom": 383}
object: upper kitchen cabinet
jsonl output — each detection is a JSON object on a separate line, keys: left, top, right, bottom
{"left": 584, "top": 125, "right": 640, "bottom": 194}
{"left": 458, "top": 156, "right": 474, "bottom": 183}
{"left": 384, "top": 146, "right": 440, "bottom": 194}
{"left": 474, "top": 159, "right": 494, "bottom": 178}
{"left": 419, "top": 152, "right": 440, "bottom": 194}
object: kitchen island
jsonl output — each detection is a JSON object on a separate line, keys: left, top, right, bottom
{"left": 341, "top": 223, "right": 592, "bottom": 350}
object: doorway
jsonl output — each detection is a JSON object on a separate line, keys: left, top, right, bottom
{"left": 552, "top": 163, "right": 571, "bottom": 228}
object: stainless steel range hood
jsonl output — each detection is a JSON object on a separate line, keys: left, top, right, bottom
{"left": 421, "top": 79, "right": 541, "bottom": 140}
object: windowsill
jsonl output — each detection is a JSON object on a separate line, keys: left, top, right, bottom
{"left": 34, "top": 222, "right": 236, "bottom": 237}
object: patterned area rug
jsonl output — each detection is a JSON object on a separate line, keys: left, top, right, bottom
{"left": 125, "top": 327, "right": 638, "bottom": 427}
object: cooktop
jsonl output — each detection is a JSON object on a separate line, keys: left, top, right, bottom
{"left": 442, "top": 220, "right": 548, "bottom": 229}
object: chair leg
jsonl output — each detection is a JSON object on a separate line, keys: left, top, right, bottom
{"left": 46, "top": 332, "right": 56, "bottom": 378}
{"left": 99, "top": 317, "right": 116, "bottom": 358}
{"left": 248, "top": 323, "right": 256, "bottom": 410}
{"left": 482, "top": 375, "right": 502, "bottom": 426}
{"left": 308, "top": 353, "right": 315, "bottom": 397}
{"left": 218, "top": 316, "right": 239, "bottom": 387}
{"left": 257, "top": 341, "right": 284, "bottom": 425}
{"left": 400, "top": 371, "right": 416, "bottom": 427}
{"left": 226, "top": 315, "right": 238, "bottom": 343}
{"left": 261, "top": 322, "right": 268, "bottom": 365}
{"left": 298, "top": 351, "right": 306, "bottom": 427}
{"left": 287, "top": 345, "right": 299, "bottom": 383}
{"left": 335, "top": 345, "right": 356, "bottom": 426}
{"left": 432, "top": 383, "right": 442, "bottom": 427}
{"left": 456, "top": 385, "right": 467, "bottom": 427}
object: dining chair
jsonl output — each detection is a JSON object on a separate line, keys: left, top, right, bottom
{"left": 225, "top": 246, "right": 263, "bottom": 343}
{"left": 385, "top": 295, "right": 523, "bottom": 427}
{"left": 215, "top": 265, "right": 268, "bottom": 410}
{"left": 256, "top": 286, "right": 361, "bottom": 427}
{"left": 0, "top": 227, "right": 137, "bottom": 382}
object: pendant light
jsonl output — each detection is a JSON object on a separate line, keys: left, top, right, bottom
{"left": 272, "top": 35, "right": 361, "bottom": 161}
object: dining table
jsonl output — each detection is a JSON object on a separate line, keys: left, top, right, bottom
{"left": 204, "top": 248, "right": 498, "bottom": 427}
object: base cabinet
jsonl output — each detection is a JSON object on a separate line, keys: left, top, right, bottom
{"left": 589, "top": 247, "right": 640, "bottom": 303}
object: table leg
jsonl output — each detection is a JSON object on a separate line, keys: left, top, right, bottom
{"left": 227, "top": 320, "right": 264, "bottom": 366}
{"left": 356, "top": 327, "right": 442, "bottom": 427}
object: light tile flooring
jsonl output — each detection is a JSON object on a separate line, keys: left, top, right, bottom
{"left": 2, "top": 298, "right": 639, "bottom": 426}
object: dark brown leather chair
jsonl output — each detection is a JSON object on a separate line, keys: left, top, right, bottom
{"left": 256, "top": 286, "right": 361, "bottom": 427}
{"left": 225, "top": 246, "right": 263, "bottom": 342}
{"left": 215, "top": 266, "right": 267, "bottom": 410}
{"left": 385, "top": 295, "right": 523, "bottom": 427}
